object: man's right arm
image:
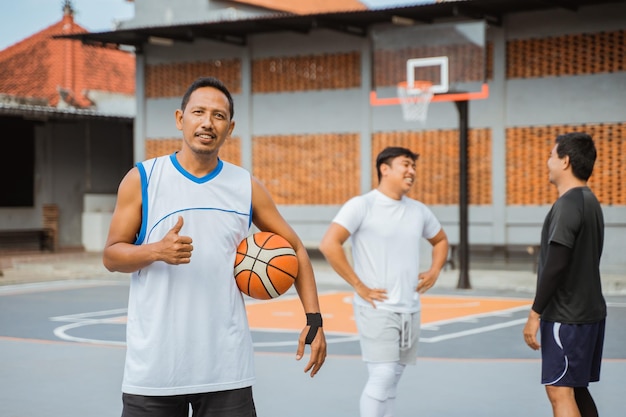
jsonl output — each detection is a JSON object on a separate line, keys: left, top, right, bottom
{"left": 102, "top": 168, "right": 193, "bottom": 273}
{"left": 523, "top": 242, "right": 571, "bottom": 351}
{"left": 319, "top": 223, "right": 387, "bottom": 307}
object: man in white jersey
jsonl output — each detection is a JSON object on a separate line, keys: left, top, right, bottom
{"left": 103, "top": 76, "right": 326, "bottom": 417}
{"left": 319, "top": 146, "right": 448, "bottom": 417}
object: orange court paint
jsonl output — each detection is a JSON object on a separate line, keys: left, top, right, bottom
{"left": 245, "top": 292, "right": 532, "bottom": 334}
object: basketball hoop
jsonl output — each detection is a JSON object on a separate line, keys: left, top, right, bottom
{"left": 397, "top": 81, "right": 434, "bottom": 123}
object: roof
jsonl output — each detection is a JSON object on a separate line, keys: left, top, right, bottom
{"left": 58, "top": 0, "right": 626, "bottom": 48}
{"left": 232, "top": 0, "right": 368, "bottom": 14}
{"left": 0, "top": 102, "right": 133, "bottom": 122}
{"left": 0, "top": 7, "right": 135, "bottom": 109}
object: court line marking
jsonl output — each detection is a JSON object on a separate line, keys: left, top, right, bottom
{"left": 51, "top": 308, "right": 128, "bottom": 346}
{"left": 48, "top": 305, "right": 533, "bottom": 348}
{"left": 422, "top": 305, "right": 530, "bottom": 327}
{"left": 49, "top": 309, "right": 360, "bottom": 348}
{"left": 419, "top": 302, "right": 626, "bottom": 343}
{"left": 49, "top": 300, "right": 622, "bottom": 348}
{"left": 0, "top": 279, "right": 127, "bottom": 295}
{"left": 44, "top": 298, "right": 622, "bottom": 348}
{"left": 53, "top": 321, "right": 127, "bottom": 346}
{"left": 0, "top": 335, "right": 125, "bottom": 348}
{"left": 421, "top": 318, "right": 528, "bottom": 343}
{"left": 50, "top": 308, "right": 128, "bottom": 322}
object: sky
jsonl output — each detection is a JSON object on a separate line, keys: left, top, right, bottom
{"left": 0, "top": 0, "right": 135, "bottom": 51}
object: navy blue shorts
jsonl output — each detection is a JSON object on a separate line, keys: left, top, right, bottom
{"left": 540, "top": 319, "right": 605, "bottom": 387}
{"left": 121, "top": 387, "right": 256, "bottom": 417}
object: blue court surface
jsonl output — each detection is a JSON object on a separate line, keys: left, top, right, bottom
{"left": 1, "top": 278, "right": 624, "bottom": 417}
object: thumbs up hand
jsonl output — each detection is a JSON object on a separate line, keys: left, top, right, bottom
{"left": 160, "top": 216, "right": 193, "bottom": 265}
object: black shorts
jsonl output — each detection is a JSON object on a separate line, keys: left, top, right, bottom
{"left": 121, "top": 387, "right": 256, "bottom": 417}
{"left": 540, "top": 319, "right": 605, "bottom": 387}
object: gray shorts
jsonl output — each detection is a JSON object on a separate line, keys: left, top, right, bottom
{"left": 354, "top": 304, "right": 421, "bottom": 365}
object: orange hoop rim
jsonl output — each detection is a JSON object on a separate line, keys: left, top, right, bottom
{"left": 397, "top": 80, "right": 433, "bottom": 94}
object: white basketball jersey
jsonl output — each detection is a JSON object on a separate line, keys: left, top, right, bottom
{"left": 122, "top": 153, "right": 254, "bottom": 396}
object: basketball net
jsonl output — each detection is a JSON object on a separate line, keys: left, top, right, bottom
{"left": 397, "top": 81, "right": 434, "bottom": 123}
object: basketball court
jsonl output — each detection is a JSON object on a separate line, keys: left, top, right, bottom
{"left": 1, "top": 276, "right": 625, "bottom": 417}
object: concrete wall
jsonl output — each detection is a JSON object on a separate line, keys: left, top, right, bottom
{"left": 82, "top": 194, "right": 116, "bottom": 252}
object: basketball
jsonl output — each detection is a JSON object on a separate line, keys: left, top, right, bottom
{"left": 234, "top": 232, "right": 298, "bottom": 300}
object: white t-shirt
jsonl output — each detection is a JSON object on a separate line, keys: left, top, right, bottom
{"left": 123, "top": 154, "right": 255, "bottom": 396}
{"left": 332, "top": 189, "right": 441, "bottom": 313}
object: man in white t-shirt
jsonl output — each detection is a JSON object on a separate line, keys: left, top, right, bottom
{"left": 320, "top": 146, "right": 448, "bottom": 417}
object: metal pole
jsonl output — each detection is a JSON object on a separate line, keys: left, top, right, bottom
{"left": 455, "top": 100, "right": 471, "bottom": 289}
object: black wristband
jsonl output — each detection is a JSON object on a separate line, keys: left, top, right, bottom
{"left": 305, "top": 313, "right": 323, "bottom": 344}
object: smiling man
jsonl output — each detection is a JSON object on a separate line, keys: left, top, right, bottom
{"left": 320, "top": 146, "right": 448, "bottom": 417}
{"left": 103, "top": 76, "right": 326, "bottom": 417}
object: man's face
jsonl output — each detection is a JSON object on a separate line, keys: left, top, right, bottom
{"left": 547, "top": 143, "right": 565, "bottom": 184}
{"left": 175, "top": 86, "right": 234, "bottom": 156}
{"left": 382, "top": 155, "right": 416, "bottom": 192}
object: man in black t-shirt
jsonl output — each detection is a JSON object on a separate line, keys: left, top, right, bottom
{"left": 523, "top": 132, "right": 606, "bottom": 417}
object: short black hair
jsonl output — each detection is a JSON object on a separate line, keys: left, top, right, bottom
{"left": 180, "top": 76, "right": 234, "bottom": 119}
{"left": 555, "top": 132, "right": 596, "bottom": 181}
{"left": 375, "top": 146, "right": 419, "bottom": 182}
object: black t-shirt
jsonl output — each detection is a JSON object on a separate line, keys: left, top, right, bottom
{"left": 535, "top": 186, "right": 606, "bottom": 323}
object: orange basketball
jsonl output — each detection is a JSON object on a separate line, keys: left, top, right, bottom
{"left": 234, "top": 232, "right": 298, "bottom": 300}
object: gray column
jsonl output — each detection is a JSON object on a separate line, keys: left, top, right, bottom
{"left": 134, "top": 51, "right": 146, "bottom": 163}
{"left": 360, "top": 36, "right": 373, "bottom": 193}
{"left": 490, "top": 26, "right": 507, "bottom": 245}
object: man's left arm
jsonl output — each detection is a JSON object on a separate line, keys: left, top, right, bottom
{"left": 417, "top": 228, "right": 449, "bottom": 293}
{"left": 250, "top": 176, "right": 327, "bottom": 377}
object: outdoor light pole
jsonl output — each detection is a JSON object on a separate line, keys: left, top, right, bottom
{"left": 455, "top": 100, "right": 471, "bottom": 289}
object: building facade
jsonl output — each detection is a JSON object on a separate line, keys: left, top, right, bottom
{"left": 72, "top": 0, "right": 625, "bottom": 272}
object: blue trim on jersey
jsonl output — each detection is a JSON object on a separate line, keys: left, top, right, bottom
{"left": 248, "top": 202, "right": 253, "bottom": 228}
{"left": 146, "top": 207, "right": 251, "bottom": 243}
{"left": 169, "top": 152, "right": 223, "bottom": 183}
{"left": 135, "top": 161, "right": 150, "bottom": 245}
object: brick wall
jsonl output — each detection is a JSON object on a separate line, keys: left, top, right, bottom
{"left": 142, "top": 26, "right": 625, "bottom": 207}
{"left": 373, "top": 129, "right": 492, "bottom": 205}
{"left": 253, "top": 133, "right": 360, "bottom": 205}
{"left": 252, "top": 52, "right": 361, "bottom": 92}
{"left": 502, "top": 29, "right": 625, "bottom": 205}
{"left": 146, "top": 59, "right": 242, "bottom": 97}
{"left": 507, "top": 30, "right": 626, "bottom": 78}
{"left": 506, "top": 123, "right": 626, "bottom": 205}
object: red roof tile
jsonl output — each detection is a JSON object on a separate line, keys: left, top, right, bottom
{"left": 232, "top": 0, "right": 368, "bottom": 14}
{"left": 0, "top": 10, "right": 134, "bottom": 108}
